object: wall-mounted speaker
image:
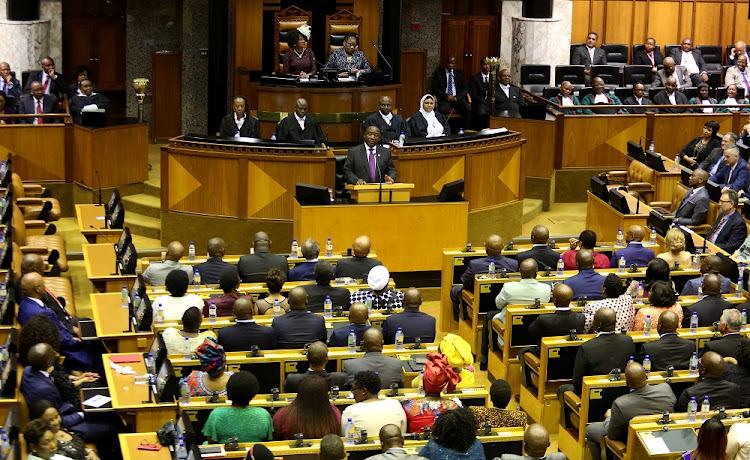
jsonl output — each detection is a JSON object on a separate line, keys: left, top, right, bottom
{"left": 7, "top": 0, "right": 40, "bottom": 21}
{"left": 522, "top": 0, "right": 553, "bottom": 19}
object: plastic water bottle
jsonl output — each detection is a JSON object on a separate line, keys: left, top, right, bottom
{"left": 616, "top": 228, "right": 624, "bottom": 247}
{"left": 618, "top": 255, "right": 626, "bottom": 274}
{"left": 737, "top": 278, "right": 744, "bottom": 298}
{"left": 636, "top": 282, "right": 645, "bottom": 303}
{"left": 674, "top": 154, "right": 680, "bottom": 170}
{"left": 693, "top": 252, "right": 701, "bottom": 270}
{"left": 418, "top": 370, "right": 425, "bottom": 396}
{"left": 698, "top": 285, "right": 704, "bottom": 300}
{"left": 177, "top": 441, "right": 188, "bottom": 460}
{"left": 345, "top": 418, "right": 355, "bottom": 444}
{"left": 0, "top": 430, "right": 10, "bottom": 458}
{"left": 273, "top": 298, "right": 281, "bottom": 317}
{"left": 188, "top": 241, "right": 195, "bottom": 262}
{"left": 291, "top": 238, "right": 298, "bottom": 256}
{"left": 326, "top": 238, "right": 333, "bottom": 257}
{"left": 156, "top": 302, "right": 164, "bottom": 326}
{"left": 180, "top": 379, "right": 190, "bottom": 405}
{"left": 120, "top": 285, "right": 129, "bottom": 309}
{"left": 458, "top": 128, "right": 464, "bottom": 135}
{"left": 0, "top": 282, "right": 6, "bottom": 299}
{"left": 690, "top": 312, "right": 699, "bottom": 333}
{"left": 643, "top": 354, "right": 651, "bottom": 377}
{"left": 649, "top": 141, "right": 655, "bottom": 153}
{"left": 644, "top": 315, "right": 652, "bottom": 337}
{"left": 193, "top": 270, "right": 201, "bottom": 289}
{"left": 133, "top": 293, "right": 141, "bottom": 311}
{"left": 742, "top": 309, "right": 748, "bottom": 330}
{"left": 488, "top": 258, "right": 496, "bottom": 279}
{"left": 701, "top": 396, "right": 710, "bottom": 420}
{"left": 271, "top": 132, "right": 276, "bottom": 141}
{"left": 556, "top": 256, "right": 564, "bottom": 276}
{"left": 365, "top": 294, "right": 372, "bottom": 314}
{"left": 687, "top": 397, "right": 698, "bottom": 422}
{"left": 740, "top": 264, "right": 746, "bottom": 282}
{"left": 0, "top": 346, "right": 7, "bottom": 367}
{"left": 395, "top": 328, "right": 404, "bottom": 351}
{"left": 689, "top": 352, "right": 699, "bottom": 376}
{"left": 183, "top": 337, "right": 192, "bottom": 359}
{"left": 209, "top": 301, "right": 217, "bottom": 323}
{"left": 348, "top": 330, "right": 357, "bottom": 353}
{"left": 323, "top": 296, "right": 333, "bottom": 319}
{"left": 627, "top": 356, "right": 635, "bottom": 367}
{"left": 145, "top": 352, "right": 155, "bottom": 374}
{"left": 398, "top": 132, "right": 405, "bottom": 147}
{"left": 649, "top": 227, "right": 657, "bottom": 246}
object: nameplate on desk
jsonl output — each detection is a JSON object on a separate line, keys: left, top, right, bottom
{"left": 110, "top": 354, "right": 142, "bottom": 364}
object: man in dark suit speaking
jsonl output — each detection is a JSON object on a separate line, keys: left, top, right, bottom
{"left": 343, "top": 125, "right": 396, "bottom": 185}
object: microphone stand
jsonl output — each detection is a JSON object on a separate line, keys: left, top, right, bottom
{"left": 142, "top": 374, "right": 155, "bottom": 404}
{"left": 95, "top": 170, "right": 108, "bottom": 229}
{"left": 442, "top": 108, "right": 454, "bottom": 135}
{"left": 371, "top": 43, "right": 393, "bottom": 82}
{"left": 90, "top": 225, "right": 120, "bottom": 276}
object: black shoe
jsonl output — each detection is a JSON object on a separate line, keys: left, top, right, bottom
{"left": 479, "top": 361, "right": 488, "bottom": 371}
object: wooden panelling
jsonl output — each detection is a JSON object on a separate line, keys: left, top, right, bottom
{"left": 353, "top": 0, "right": 379, "bottom": 71}
{"left": 693, "top": 3, "right": 721, "bottom": 46}
{"left": 490, "top": 118, "right": 555, "bottom": 179}
{"left": 151, "top": 52, "right": 182, "bottom": 142}
{"left": 604, "top": 1, "right": 633, "bottom": 44}
{"left": 0, "top": 124, "right": 67, "bottom": 181}
{"left": 233, "top": 0, "right": 264, "bottom": 72}
{"left": 571, "top": 1, "right": 592, "bottom": 44}
{"left": 167, "top": 153, "right": 243, "bottom": 217}
{"left": 399, "top": 50, "right": 427, "bottom": 116}
{"left": 71, "top": 123, "right": 149, "bottom": 188}
{"left": 464, "top": 143, "right": 524, "bottom": 209}
{"left": 396, "top": 154, "right": 467, "bottom": 198}
{"left": 560, "top": 115, "right": 645, "bottom": 168}
{"left": 651, "top": 113, "right": 733, "bottom": 158}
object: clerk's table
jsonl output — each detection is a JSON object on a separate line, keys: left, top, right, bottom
{"left": 76, "top": 204, "right": 123, "bottom": 244}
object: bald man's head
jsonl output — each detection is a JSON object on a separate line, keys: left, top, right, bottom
{"left": 519, "top": 258, "right": 538, "bottom": 279}
{"left": 21, "top": 254, "right": 45, "bottom": 275}
{"left": 700, "top": 351, "right": 725, "bottom": 378}
{"left": 657, "top": 310, "right": 680, "bottom": 334}
{"left": 702, "top": 274, "right": 722, "bottom": 296}
{"left": 165, "top": 241, "right": 185, "bottom": 262}
{"left": 306, "top": 341, "right": 329, "bottom": 369}
{"left": 253, "top": 232, "right": 271, "bottom": 251}
{"left": 484, "top": 235, "right": 504, "bottom": 256}
{"left": 348, "top": 303, "right": 369, "bottom": 325}
{"left": 552, "top": 284, "right": 574, "bottom": 308}
{"left": 702, "top": 255, "right": 723, "bottom": 275}
{"left": 362, "top": 328, "right": 383, "bottom": 352}
{"left": 523, "top": 424, "right": 550, "bottom": 458}
{"left": 21, "top": 272, "right": 45, "bottom": 300}
{"left": 530, "top": 226, "right": 550, "bottom": 245}
{"left": 206, "top": 238, "right": 227, "bottom": 258}
{"left": 232, "top": 297, "right": 255, "bottom": 320}
{"left": 352, "top": 236, "right": 372, "bottom": 258}
{"left": 27, "top": 343, "right": 56, "bottom": 371}
{"left": 576, "top": 249, "right": 594, "bottom": 270}
{"left": 378, "top": 424, "right": 404, "bottom": 451}
{"left": 288, "top": 287, "right": 308, "bottom": 310}
{"left": 403, "top": 288, "right": 422, "bottom": 310}
{"left": 625, "top": 362, "right": 648, "bottom": 390}
{"left": 593, "top": 307, "right": 617, "bottom": 332}
{"left": 626, "top": 225, "right": 646, "bottom": 243}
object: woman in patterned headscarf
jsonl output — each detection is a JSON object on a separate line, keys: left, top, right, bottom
{"left": 183, "top": 337, "right": 234, "bottom": 397}
{"left": 438, "top": 334, "right": 476, "bottom": 389}
{"left": 401, "top": 352, "right": 462, "bottom": 434}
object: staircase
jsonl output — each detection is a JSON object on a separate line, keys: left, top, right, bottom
{"left": 121, "top": 178, "right": 161, "bottom": 241}
{"left": 523, "top": 198, "right": 543, "bottom": 224}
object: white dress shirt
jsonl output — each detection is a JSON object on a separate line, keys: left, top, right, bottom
{"left": 294, "top": 113, "right": 306, "bottom": 130}
{"left": 667, "top": 92, "right": 677, "bottom": 104}
{"left": 680, "top": 52, "right": 700, "bottom": 75}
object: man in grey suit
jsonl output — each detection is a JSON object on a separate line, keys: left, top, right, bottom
{"left": 698, "top": 132, "right": 736, "bottom": 176}
{"left": 571, "top": 31, "right": 607, "bottom": 79}
{"left": 585, "top": 363, "right": 676, "bottom": 460}
{"left": 652, "top": 57, "right": 692, "bottom": 88}
{"left": 141, "top": 241, "right": 194, "bottom": 285}
{"left": 669, "top": 38, "right": 709, "bottom": 86}
{"left": 343, "top": 125, "right": 397, "bottom": 184}
{"left": 343, "top": 328, "right": 404, "bottom": 389}
{"left": 673, "top": 168, "right": 710, "bottom": 226}
{"left": 499, "top": 424, "right": 566, "bottom": 460}
{"left": 368, "top": 425, "right": 428, "bottom": 460}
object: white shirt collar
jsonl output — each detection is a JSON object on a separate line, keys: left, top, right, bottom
{"left": 379, "top": 111, "right": 393, "bottom": 125}
{"left": 294, "top": 113, "right": 306, "bottom": 130}
{"left": 594, "top": 93, "right": 608, "bottom": 104}
{"left": 635, "top": 96, "right": 643, "bottom": 104}
{"left": 28, "top": 297, "right": 45, "bottom": 307}
{"left": 235, "top": 319, "right": 255, "bottom": 323}
{"left": 596, "top": 331, "right": 616, "bottom": 337}
{"left": 668, "top": 92, "right": 677, "bottom": 104}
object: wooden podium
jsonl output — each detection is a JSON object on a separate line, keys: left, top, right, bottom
{"left": 345, "top": 183, "right": 415, "bottom": 203}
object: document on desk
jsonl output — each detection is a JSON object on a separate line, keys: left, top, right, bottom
{"left": 641, "top": 435, "right": 670, "bottom": 455}
{"left": 83, "top": 394, "right": 112, "bottom": 408}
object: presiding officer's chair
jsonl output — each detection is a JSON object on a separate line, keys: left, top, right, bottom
{"left": 274, "top": 5, "right": 312, "bottom": 74}
{"left": 606, "top": 161, "right": 655, "bottom": 203}
{"left": 325, "top": 10, "right": 362, "bottom": 61}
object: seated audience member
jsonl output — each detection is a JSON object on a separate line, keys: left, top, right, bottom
{"left": 564, "top": 250, "right": 606, "bottom": 301}
{"left": 344, "top": 125, "right": 397, "bottom": 185}
{"left": 638, "top": 311, "right": 694, "bottom": 370}
{"left": 0, "top": 92, "right": 16, "bottom": 125}
{"left": 622, "top": 82, "right": 655, "bottom": 114}
{"left": 547, "top": 81, "right": 584, "bottom": 114}
{"left": 350, "top": 265, "right": 404, "bottom": 310}
{"left": 658, "top": 228, "right": 694, "bottom": 268}
{"left": 572, "top": 31, "right": 607, "bottom": 73}
{"left": 633, "top": 38, "right": 664, "bottom": 69}
{"left": 718, "top": 84, "right": 749, "bottom": 113}
{"left": 731, "top": 232, "right": 750, "bottom": 265}
{"left": 562, "top": 230, "right": 610, "bottom": 270}
{"left": 683, "top": 417, "right": 728, "bottom": 460}
{"left": 689, "top": 83, "right": 718, "bottom": 113}
{"left": 515, "top": 225, "right": 560, "bottom": 269}
{"left": 418, "top": 407, "right": 485, "bottom": 460}
{"left": 679, "top": 120, "right": 721, "bottom": 168}
{"left": 626, "top": 257, "right": 671, "bottom": 302}
{"left": 202, "top": 271, "right": 254, "bottom": 317}
{"left": 700, "top": 309, "right": 748, "bottom": 358}
{"left": 21, "top": 81, "right": 60, "bottom": 124}
{"left": 362, "top": 96, "right": 410, "bottom": 143}
{"left": 580, "top": 77, "right": 628, "bottom": 114}
{"left": 500, "top": 424, "right": 564, "bottom": 460}
{"left": 67, "top": 64, "right": 96, "bottom": 98}
{"left": 673, "top": 171, "right": 711, "bottom": 226}
{"left": 382, "top": 287, "right": 436, "bottom": 344}
{"left": 283, "top": 341, "right": 347, "bottom": 393}
{"left": 401, "top": 353, "right": 462, "bottom": 433}
{"left": 670, "top": 37, "right": 711, "bottom": 84}
{"left": 676, "top": 351, "right": 740, "bottom": 411}
{"left": 706, "top": 189, "right": 747, "bottom": 254}
{"left": 407, "top": 94, "right": 449, "bottom": 138}
{"left": 247, "top": 445, "right": 274, "bottom": 460}
{"left": 301, "top": 260, "right": 351, "bottom": 312}
{"left": 17, "top": 254, "right": 76, "bottom": 335}
{"left": 728, "top": 40, "right": 748, "bottom": 66}
{"left": 682, "top": 255, "right": 732, "bottom": 296}
{"left": 0, "top": 61, "right": 21, "bottom": 101}
{"left": 439, "top": 334, "right": 476, "bottom": 389}
{"left": 30, "top": 400, "right": 101, "bottom": 460}
{"left": 218, "top": 95, "right": 259, "bottom": 138}
{"left": 343, "top": 328, "right": 404, "bottom": 389}
{"left": 429, "top": 56, "right": 471, "bottom": 130}
{"left": 328, "top": 303, "right": 372, "bottom": 347}
{"left": 288, "top": 238, "right": 319, "bottom": 281}
{"left": 585, "top": 363, "right": 676, "bottom": 460}
{"left": 699, "top": 133, "right": 735, "bottom": 175}
{"left": 319, "top": 434, "right": 346, "bottom": 460}
{"left": 710, "top": 146, "right": 749, "bottom": 192}
{"left": 685, "top": 274, "right": 734, "bottom": 327}
{"left": 217, "top": 297, "right": 276, "bottom": 352}
{"left": 142, "top": 241, "right": 194, "bottom": 285}
{"left": 369, "top": 424, "right": 430, "bottom": 460}
{"left": 202, "top": 371, "right": 272, "bottom": 443}
{"left": 282, "top": 29, "right": 316, "bottom": 77}
{"left": 193, "top": 237, "right": 235, "bottom": 285}
{"left": 276, "top": 98, "right": 326, "bottom": 144}
{"left": 634, "top": 280, "right": 683, "bottom": 331}
{"left": 468, "top": 379, "right": 526, "bottom": 428}
{"left": 492, "top": 68, "right": 525, "bottom": 115}
{"left": 722, "top": 339, "right": 750, "bottom": 408}
{"left": 161, "top": 307, "right": 216, "bottom": 356}
{"left": 470, "top": 60, "right": 494, "bottom": 129}
{"left": 273, "top": 375, "right": 341, "bottom": 440}
{"left": 24, "top": 419, "right": 73, "bottom": 460}
{"left": 340, "top": 371, "right": 407, "bottom": 436}
{"left": 610, "top": 225, "right": 655, "bottom": 268}
{"left": 152, "top": 270, "right": 203, "bottom": 322}
{"left": 652, "top": 57, "right": 692, "bottom": 88}
{"left": 255, "top": 268, "right": 290, "bottom": 315}
{"left": 24, "top": 57, "right": 67, "bottom": 98}
{"left": 583, "top": 273, "right": 634, "bottom": 333}
{"left": 323, "top": 33, "right": 371, "bottom": 78}
{"left": 68, "top": 80, "right": 109, "bottom": 125}
{"left": 726, "top": 421, "right": 750, "bottom": 460}
{"left": 725, "top": 55, "right": 750, "bottom": 94}
{"left": 183, "top": 337, "right": 234, "bottom": 396}
{"left": 237, "top": 231, "right": 289, "bottom": 283}
{"left": 652, "top": 76, "right": 689, "bottom": 113}
{"left": 272, "top": 287, "right": 326, "bottom": 348}
{"left": 334, "top": 235, "right": 383, "bottom": 280}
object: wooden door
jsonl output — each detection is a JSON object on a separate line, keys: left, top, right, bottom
{"left": 151, "top": 51, "right": 182, "bottom": 142}
{"left": 441, "top": 18, "right": 470, "bottom": 73}
{"left": 64, "top": 19, "right": 94, "bottom": 77}
{"left": 94, "top": 21, "right": 126, "bottom": 90}
{"left": 467, "top": 17, "right": 498, "bottom": 73}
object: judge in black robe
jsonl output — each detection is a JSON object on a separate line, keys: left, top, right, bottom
{"left": 361, "top": 96, "right": 410, "bottom": 143}
{"left": 276, "top": 98, "right": 326, "bottom": 145}
{"left": 219, "top": 95, "right": 260, "bottom": 138}
{"left": 407, "top": 94, "right": 450, "bottom": 138}
{"left": 68, "top": 80, "right": 110, "bottom": 125}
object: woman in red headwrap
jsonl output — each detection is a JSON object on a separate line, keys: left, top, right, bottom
{"left": 401, "top": 352, "right": 462, "bottom": 434}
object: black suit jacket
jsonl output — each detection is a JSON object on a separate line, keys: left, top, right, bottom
{"left": 218, "top": 114, "right": 260, "bottom": 138}
{"left": 301, "top": 283, "right": 352, "bottom": 312}
{"left": 343, "top": 144, "right": 397, "bottom": 184}
{"left": 69, "top": 93, "right": 110, "bottom": 125}
{"left": 406, "top": 111, "right": 450, "bottom": 138}
{"left": 685, "top": 296, "right": 734, "bottom": 327}
{"left": 193, "top": 257, "right": 237, "bottom": 285}
{"left": 652, "top": 90, "right": 689, "bottom": 113}
{"left": 276, "top": 114, "right": 326, "bottom": 144}
{"left": 528, "top": 310, "right": 585, "bottom": 349}
{"left": 571, "top": 46, "right": 607, "bottom": 68}
{"left": 382, "top": 309, "right": 436, "bottom": 344}
{"left": 19, "top": 94, "right": 60, "bottom": 123}
{"left": 676, "top": 377, "right": 740, "bottom": 412}
{"left": 708, "top": 210, "right": 747, "bottom": 254}
{"left": 334, "top": 256, "right": 382, "bottom": 280}
{"left": 361, "top": 112, "right": 410, "bottom": 143}
{"left": 468, "top": 72, "right": 492, "bottom": 115}
{"left": 638, "top": 333, "right": 695, "bottom": 371}
{"left": 669, "top": 49, "right": 707, "bottom": 74}
{"left": 622, "top": 96, "right": 656, "bottom": 114}
{"left": 236, "top": 249, "right": 289, "bottom": 283}
{"left": 515, "top": 246, "right": 561, "bottom": 271}
{"left": 698, "top": 147, "right": 725, "bottom": 173}
{"left": 573, "top": 333, "right": 636, "bottom": 393}
{"left": 633, "top": 49, "right": 665, "bottom": 67}
{"left": 674, "top": 187, "right": 710, "bottom": 226}
{"left": 24, "top": 70, "right": 67, "bottom": 98}
{"left": 217, "top": 321, "right": 277, "bottom": 352}
{"left": 700, "top": 333, "right": 749, "bottom": 358}
{"left": 272, "top": 310, "right": 327, "bottom": 349}
{"left": 283, "top": 369, "right": 347, "bottom": 393}
{"left": 460, "top": 256, "right": 519, "bottom": 291}
{"left": 494, "top": 84, "right": 525, "bottom": 114}
{"left": 429, "top": 68, "right": 469, "bottom": 102}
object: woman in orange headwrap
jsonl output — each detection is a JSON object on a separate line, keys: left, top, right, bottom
{"left": 401, "top": 352, "right": 462, "bottom": 434}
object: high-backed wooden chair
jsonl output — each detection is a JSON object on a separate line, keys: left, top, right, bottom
{"left": 606, "top": 160, "right": 655, "bottom": 203}
{"left": 274, "top": 5, "right": 312, "bottom": 74}
{"left": 325, "top": 10, "right": 362, "bottom": 60}
{"left": 11, "top": 204, "right": 68, "bottom": 272}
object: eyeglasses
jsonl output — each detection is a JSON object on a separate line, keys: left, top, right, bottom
{"left": 719, "top": 200, "right": 733, "bottom": 204}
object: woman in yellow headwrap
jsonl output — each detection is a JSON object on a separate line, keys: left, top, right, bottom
{"left": 412, "top": 334, "right": 476, "bottom": 389}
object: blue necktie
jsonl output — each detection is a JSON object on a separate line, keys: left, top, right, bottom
{"left": 447, "top": 71, "right": 455, "bottom": 96}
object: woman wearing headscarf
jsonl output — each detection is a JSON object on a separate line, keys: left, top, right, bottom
{"left": 407, "top": 94, "right": 450, "bottom": 138}
{"left": 183, "top": 337, "right": 234, "bottom": 397}
{"left": 439, "top": 334, "right": 475, "bottom": 388}
{"left": 401, "top": 352, "right": 462, "bottom": 433}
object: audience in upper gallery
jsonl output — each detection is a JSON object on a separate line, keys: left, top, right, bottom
{"left": 681, "top": 255, "right": 733, "bottom": 296}
{"left": 684, "top": 274, "right": 734, "bottom": 327}
{"left": 30, "top": 400, "right": 101, "bottom": 460}
{"left": 193, "top": 237, "right": 236, "bottom": 285}
{"left": 638, "top": 310, "right": 695, "bottom": 371}
{"left": 725, "top": 55, "right": 750, "bottom": 94}
{"left": 0, "top": 61, "right": 20, "bottom": 101}
{"left": 218, "top": 95, "right": 260, "bottom": 138}
{"left": 24, "top": 56, "right": 67, "bottom": 98}
{"left": 652, "top": 57, "right": 692, "bottom": 88}
{"left": 0, "top": 92, "right": 15, "bottom": 124}
{"left": 728, "top": 40, "right": 748, "bottom": 66}
{"left": 202, "top": 270, "right": 254, "bottom": 317}
{"left": 340, "top": 370, "right": 407, "bottom": 436}
{"left": 161, "top": 306, "right": 215, "bottom": 356}
{"left": 718, "top": 85, "right": 749, "bottom": 113}
{"left": 710, "top": 147, "right": 748, "bottom": 192}
{"left": 652, "top": 76, "right": 690, "bottom": 113}
{"left": 407, "top": 94, "right": 450, "bottom": 138}
{"left": 418, "top": 407, "right": 485, "bottom": 460}
{"left": 677, "top": 351, "right": 740, "bottom": 411}
{"left": 721, "top": 339, "right": 750, "bottom": 408}
{"left": 582, "top": 274, "right": 634, "bottom": 333}
{"left": 580, "top": 77, "right": 627, "bottom": 114}
{"left": 700, "top": 309, "right": 748, "bottom": 358}
{"left": 302, "top": 260, "right": 351, "bottom": 312}
{"left": 726, "top": 421, "right": 750, "bottom": 460}
{"left": 350, "top": 265, "right": 404, "bottom": 310}
{"left": 706, "top": 190, "right": 747, "bottom": 254}
{"left": 515, "top": 225, "right": 560, "bottom": 269}
{"left": 202, "top": 371, "right": 273, "bottom": 444}
{"left": 609, "top": 225, "right": 655, "bottom": 268}
{"left": 561, "top": 230, "right": 610, "bottom": 270}
{"left": 468, "top": 379, "right": 526, "bottom": 429}
{"left": 571, "top": 31, "right": 607, "bottom": 77}
{"left": 217, "top": 297, "right": 276, "bottom": 352}
{"left": 237, "top": 231, "right": 289, "bottom": 283}
{"left": 382, "top": 287, "right": 436, "bottom": 345}
{"left": 288, "top": 238, "right": 319, "bottom": 281}
{"left": 657, "top": 228, "right": 694, "bottom": 268}
{"left": 183, "top": 337, "right": 234, "bottom": 397}
{"left": 670, "top": 38, "right": 710, "bottom": 85}
{"left": 633, "top": 38, "right": 665, "bottom": 69}
{"left": 369, "top": 424, "right": 429, "bottom": 460}
{"left": 683, "top": 417, "right": 728, "bottom": 460}
{"left": 151, "top": 270, "right": 203, "bottom": 322}
{"left": 343, "top": 328, "right": 404, "bottom": 389}
{"left": 282, "top": 341, "right": 347, "bottom": 393}
{"left": 519, "top": 284, "right": 584, "bottom": 362}
{"left": 68, "top": 80, "right": 110, "bottom": 125}
{"left": 335, "top": 235, "right": 383, "bottom": 280}
{"left": 20, "top": 81, "right": 61, "bottom": 124}
{"left": 272, "top": 375, "right": 341, "bottom": 440}
{"left": 142, "top": 241, "right": 194, "bottom": 286}
{"left": 272, "top": 286, "right": 327, "bottom": 349}
{"left": 255, "top": 268, "right": 290, "bottom": 315}
{"left": 634, "top": 280, "right": 683, "bottom": 331}
{"left": 429, "top": 56, "right": 471, "bottom": 130}
{"left": 679, "top": 120, "right": 722, "bottom": 169}
{"left": 401, "top": 352, "right": 462, "bottom": 434}
{"left": 547, "top": 81, "right": 584, "bottom": 114}
{"left": 499, "top": 424, "right": 564, "bottom": 460}
{"left": 689, "top": 83, "right": 719, "bottom": 113}
{"left": 622, "top": 82, "right": 656, "bottom": 114}
{"left": 438, "top": 334, "right": 476, "bottom": 389}
{"left": 328, "top": 302, "right": 374, "bottom": 347}
{"left": 563, "top": 250, "right": 606, "bottom": 301}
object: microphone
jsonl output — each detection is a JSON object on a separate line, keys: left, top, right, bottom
{"left": 371, "top": 43, "right": 393, "bottom": 80}
{"left": 90, "top": 225, "right": 120, "bottom": 276}
{"left": 636, "top": 194, "right": 640, "bottom": 214}
{"left": 95, "top": 170, "right": 102, "bottom": 207}
{"left": 442, "top": 108, "right": 454, "bottom": 135}
{"left": 640, "top": 136, "right": 652, "bottom": 151}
